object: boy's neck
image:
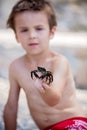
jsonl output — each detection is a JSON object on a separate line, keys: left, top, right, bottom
{"left": 26, "top": 50, "right": 52, "bottom": 67}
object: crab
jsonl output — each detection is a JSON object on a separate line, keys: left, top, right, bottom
{"left": 31, "top": 67, "right": 53, "bottom": 84}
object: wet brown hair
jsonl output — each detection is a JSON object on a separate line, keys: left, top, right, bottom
{"left": 7, "top": 0, "right": 57, "bottom": 31}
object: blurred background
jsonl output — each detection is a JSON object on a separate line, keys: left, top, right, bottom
{"left": 0, "top": 0, "right": 87, "bottom": 130}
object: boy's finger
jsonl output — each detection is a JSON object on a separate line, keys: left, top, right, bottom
{"left": 34, "top": 79, "right": 45, "bottom": 92}
{"left": 42, "top": 82, "right": 50, "bottom": 90}
{"left": 34, "top": 79, "right": 41, "bottom": 87}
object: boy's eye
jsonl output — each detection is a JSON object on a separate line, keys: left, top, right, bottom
{"left": 36, "top": 28, "right": 43, "bottom": 31}
{"left": 21, "top": 29, "right": 28, "bottom": 32}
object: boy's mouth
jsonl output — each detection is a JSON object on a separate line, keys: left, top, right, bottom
{"left": 29, "top": 43, "right": 38, "bottom": 46}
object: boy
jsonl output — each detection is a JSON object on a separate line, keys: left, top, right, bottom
{"left": 3, "top": 0, "right": 87, "bottom": 130}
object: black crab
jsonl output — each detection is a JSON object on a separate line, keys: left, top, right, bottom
{"left": 31, "top": 67, "right": 53, "bottom": 84}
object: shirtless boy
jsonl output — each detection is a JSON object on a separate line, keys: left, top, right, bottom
{"left": 3, "top": 0, "right": 87, "bottom": 130}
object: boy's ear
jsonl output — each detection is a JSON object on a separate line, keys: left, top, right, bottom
{"left": 50, "top": 26, "right": 57, "bottom": 39}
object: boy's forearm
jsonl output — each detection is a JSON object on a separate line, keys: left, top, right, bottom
{"left": 4, "top": 114, "right": 17, "bottom": 130}
{"left": 42, "top": 86, "right": 61, "bottom": 106}
{"left": 4, "top": 120, "right": 16, "bottom": 130}
{"left": 3, "top": 105, "right": 17, "bottom": 130}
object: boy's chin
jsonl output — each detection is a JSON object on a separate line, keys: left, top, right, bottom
{"left": 28, "top": 51, "right": 42, "bottom": 56}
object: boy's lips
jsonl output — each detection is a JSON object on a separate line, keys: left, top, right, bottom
{"left": 29, "top": 43, "right": 38, "bottom": 46}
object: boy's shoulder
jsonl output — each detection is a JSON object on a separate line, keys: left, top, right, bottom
{"left": 10, "top": 55, "right": 24, "bottom": 65}
{"left": 52, "top": 51, "right": 70, "bottom": 73}
{"left": 9, "top": 55, "right": 25, "bottom": 74}
{"left": 52, "top": 51, "right": 69, "bottom": 65}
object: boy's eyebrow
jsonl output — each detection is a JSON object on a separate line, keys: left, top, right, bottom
{"left": 16, "top": 25, "right": 29, "bottom": 28}
{"left": 35, "top": 25, "right": 44, "bottom": 27}
{"left": 18, "top": 24, "right": 44, "bottom": 29}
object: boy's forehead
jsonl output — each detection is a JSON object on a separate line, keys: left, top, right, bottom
{"left": 15, "top": 11, "right": 49, "bottom": 25}
{"left": 15, "top": 11, "right": 48, "bottom": 26}
{"left": 15, "top": 11, "right": 48, "bottom": 20}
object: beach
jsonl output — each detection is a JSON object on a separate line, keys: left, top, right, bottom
{"left": 0, "top": 29, "right": 87, "bottom": 130}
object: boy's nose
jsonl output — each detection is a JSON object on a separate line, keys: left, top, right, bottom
{"left": 29, "top": 30, "right": 37, "bottom": 39}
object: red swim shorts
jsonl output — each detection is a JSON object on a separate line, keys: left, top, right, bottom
{"left": 44, "top": 117, "right": 87, "bottom": 130}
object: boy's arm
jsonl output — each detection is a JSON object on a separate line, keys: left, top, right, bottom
{"left": 3, "top": 63, "right": 20, "bottom": 130}
{"left": 41, "top": 71, "right": 68, "bottom": 106}
{"left": 35, "top": 57, "right": 70, "bottom": 106}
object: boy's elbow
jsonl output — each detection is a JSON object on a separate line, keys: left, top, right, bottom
{"left": 3, "top": 104, "right": 9, "bottom": 118}
{"left": 3, "top": 103, "right": 17, "bottom": 119}
{"left": 3, "top": 104, "right": 10, "bottom": 121}
{"left": 47, "top": 94, "right": 61, "bottom": 107}
{"left": 3, "top": 104, "right": 17, "bottom": 130}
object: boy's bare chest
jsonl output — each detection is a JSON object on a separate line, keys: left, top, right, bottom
{"left": 17, "top": 66, "right": 34, "bottom": 90}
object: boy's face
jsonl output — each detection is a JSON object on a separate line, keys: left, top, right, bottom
{"left": 14, "top": 11, "right": 56, "bottom": 55}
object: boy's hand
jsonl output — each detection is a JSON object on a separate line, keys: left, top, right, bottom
{"left": 34, "top": 79, "right": 51, "bottom": 93}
